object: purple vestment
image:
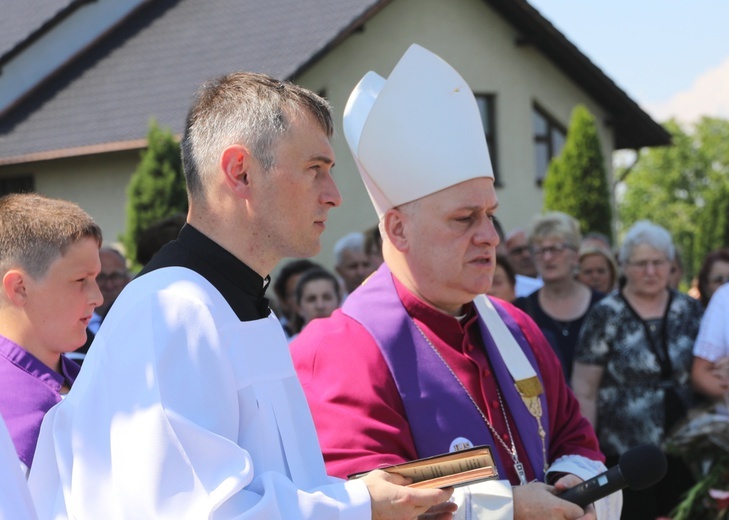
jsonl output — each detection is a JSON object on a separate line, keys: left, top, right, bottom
{"left": 342, "top": 265, "right": 550, "bottom": 481}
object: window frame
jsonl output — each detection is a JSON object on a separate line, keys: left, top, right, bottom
{"left": 474, "top": 93, "right": 500, "bottom": 186}
{"left": 532, "top": 104, "right": 566, "bottom": 186}
{"left": 0, "top": 174, "right": 34, "bottom": 196}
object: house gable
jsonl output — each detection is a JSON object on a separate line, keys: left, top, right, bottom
{"left": 0, "top": 0, "right": 669, "bottom": 268}
{"left": 294, "top": 0, "right": 624, "bottom": 247}
{"left": 0, "top": 0, "right": 381, "bottom": 165}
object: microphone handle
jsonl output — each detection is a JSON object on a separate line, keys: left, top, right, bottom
{"left": 559, "top": 465, "right": 625, "bottom": 508}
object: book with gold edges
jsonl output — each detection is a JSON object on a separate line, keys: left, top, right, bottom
{"left": 347, "top": 445, "right": 498, "bottom": 489}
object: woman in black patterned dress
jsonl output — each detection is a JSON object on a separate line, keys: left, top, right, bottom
{"left": 573, "top": 220, "right": 704, "bottom": 520}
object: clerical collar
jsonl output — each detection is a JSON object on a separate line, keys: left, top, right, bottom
{"left": 137, "top": 224, "right": 271, "bottom": 321}
{"left": 392, "top": 275, "right": 477, "bottom": 346}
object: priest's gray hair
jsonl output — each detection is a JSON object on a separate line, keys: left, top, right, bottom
{"left": 181, "top": 72, "right": 333, "bottom": 201}
{"left": 620, "top": 220, "right": 675, "bottom": 265}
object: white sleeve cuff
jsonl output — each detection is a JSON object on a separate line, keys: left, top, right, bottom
{"left": 338, "top": 479, "right": 371, "bottom": 519}
{"left": 547, "top": 455, "right": 623, "bottom": 520}
{"left": 451, "top": 479, "right": 513, "bottom": 520}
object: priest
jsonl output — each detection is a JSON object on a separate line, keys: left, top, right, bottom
{"left": 28, "top": 72, "right": 454, "bottom": 519}
{"left": 292, "top": 45, "right": 621, "bottom": 520}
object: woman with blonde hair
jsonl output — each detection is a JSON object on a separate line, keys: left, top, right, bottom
{"left": 515, "top": 211, "right": 604, "bottom": 383}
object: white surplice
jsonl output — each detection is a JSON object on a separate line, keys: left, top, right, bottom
{"left": 28, "top": 267, "right": 369, "bottom": 519}
{"left": 0, "top": 413, "right": 37, "bottom": 520}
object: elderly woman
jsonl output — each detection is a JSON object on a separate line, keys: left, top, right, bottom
{"left": 577, "top": 245, "right": 618, "bottom": 294}
{"left": 515, "top": 211, "right": 603, "bottom": 383}
{"left": 573, "top": 220, "right": 704, "bottom": 520}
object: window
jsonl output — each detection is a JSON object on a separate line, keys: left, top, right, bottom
{"left": 475, "top": 94, "right": 499, "bottom": 184}
{"left": 0, "top": 175, "right": 34, "bottom": 196}
{"left": 533, "top": 105, "right": 566, "bottom": 185}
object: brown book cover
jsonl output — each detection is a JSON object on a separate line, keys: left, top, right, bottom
{"left": 347, "top": 445, "right": 499, "bottom": 489}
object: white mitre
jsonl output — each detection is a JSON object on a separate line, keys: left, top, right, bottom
{"left": 343, "top": 44, "right": 494, "bottom": 218}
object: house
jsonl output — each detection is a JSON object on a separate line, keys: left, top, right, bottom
{"left": 0, "top": 0, "right": 670, "bottom": 271}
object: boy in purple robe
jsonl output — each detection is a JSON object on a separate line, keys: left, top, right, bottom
{"left": 0, "top": 193, "right": 102, "bottom": 473}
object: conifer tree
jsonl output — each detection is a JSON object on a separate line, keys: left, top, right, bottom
{"left": 122, "top": 120, "right": 187, "bottom": 267}
{"left": 543, "top": 104, "right": 613, "bottom": 244}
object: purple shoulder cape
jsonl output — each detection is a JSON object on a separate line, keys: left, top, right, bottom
{"left": 342, "top": 264, "right": 550, "bottom": 481}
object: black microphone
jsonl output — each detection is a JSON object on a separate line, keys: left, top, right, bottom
{"left": 559, "top": 444, "right": 668, "bottom": 508}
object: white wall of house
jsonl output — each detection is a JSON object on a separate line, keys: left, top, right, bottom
{"left": 0, "top": 151, "right": 138, "bottom": 251}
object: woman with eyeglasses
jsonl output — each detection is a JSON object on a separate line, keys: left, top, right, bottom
{"left": 514, "top": 211, "right": 604, "bottom": 384}
{"left": 572, "top": 220, "right": 704, "bottom": 520}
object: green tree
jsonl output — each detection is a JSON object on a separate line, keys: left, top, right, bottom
{"left": 122, "top": 120, "right": 187, "bottom": 268}
{"left": 543, "top": 104, "right": 613, "bottom": 244}
{"left": 692, "top": 118, "right": 729, "bottom": 260}
{"left": 617, "top": 117, "right": 729, "bottom": 279}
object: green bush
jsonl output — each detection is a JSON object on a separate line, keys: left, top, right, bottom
{"left": 543, "top": 104, "right": 613, "bottom": 244}
{"left": 121, "top": 120, "right": 187, "bottom": 268}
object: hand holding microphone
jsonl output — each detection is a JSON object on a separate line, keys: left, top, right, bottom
{"left": 558, "top": 444, "right": 668, "bottom": 508}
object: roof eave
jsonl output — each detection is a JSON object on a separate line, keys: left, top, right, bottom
{"left": 287, "top": 0, "right": 393, "bottom": 80}
{"left": 0, "top": 138, "right": 151, "bottom": 167}
{"left": 485, "top": 0, "right": 671, "bottom": 149}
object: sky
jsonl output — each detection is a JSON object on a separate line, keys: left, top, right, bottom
{"left": 527, "top": 0, "right": 729, "bottom": 124}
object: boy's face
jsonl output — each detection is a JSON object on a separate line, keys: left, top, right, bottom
{"left": 23, "top": 236, "right": 102, "bottom": 354}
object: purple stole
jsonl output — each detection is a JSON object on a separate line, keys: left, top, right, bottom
{"left": 342, "top": 264, "right": 550, "bottom": 481}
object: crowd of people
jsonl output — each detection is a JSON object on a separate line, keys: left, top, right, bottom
{"left": 0, "top": 43, "right": 727, "bottom": 520}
